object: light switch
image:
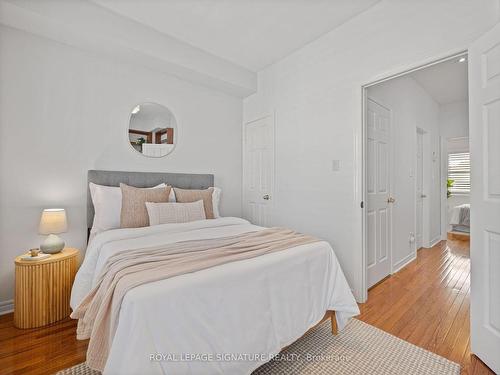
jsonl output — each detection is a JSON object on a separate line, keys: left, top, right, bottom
{"left": 332, "top": 160, "right": 340, "bottom": 171}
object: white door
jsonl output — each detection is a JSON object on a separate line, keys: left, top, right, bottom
{"left": 469, "top": 22, "right": 500, "bottom": 374}
{"left": 243, "top": 116, "right": 274, "bottom": 226}
{"left": 416, "top": 129, "right": 424, "bottom": 249}
{"left": 367, "top": 98, "right": 392, "bottom": 288}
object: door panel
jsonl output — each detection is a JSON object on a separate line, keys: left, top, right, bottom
{"left": 367, "top": 211, "right": 376, "bottom": 267}
{"left": 378, "top": 142, "right": 388, "bottom": 192}
{"left": 243, "top": 116, "right": 274, "bottom": 227}
{"left": 379, "top": 209, "right": 388, "bottom": 261}
{"left": 367, "top": 98, "right": 392, "bottom": 288}
{"left": 469, "top": 22, "right": 500, "bottom": 374}
{"left": 486, "top": 100, "right": 500, "bottom": 196}
{"left": 486, "top": 231, "right": 500, "bottom": 332}
{"left": 367, "top": 139, "right": 376, "bottom": 193}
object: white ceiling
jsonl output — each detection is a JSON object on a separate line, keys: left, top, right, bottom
{"left": 2, "top": 0, "right": 258, "bottom": 97}
{"left": 410, "top": 57, "right": 468, "bottom": 105}
{"left": 92, "top": 0, "right": 380, "bottom": 71}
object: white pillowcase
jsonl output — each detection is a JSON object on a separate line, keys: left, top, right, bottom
{"left": 89, "top": 182, "right": 168, "bottom": 234}
{"left": 169, "top": 186, "right": 222, "bottom": 218}
{"left": 146, "top": 200, "right": 206, "bottom": 225}
{"left": 211, "top": 187, "right": 221, "bottom": 218}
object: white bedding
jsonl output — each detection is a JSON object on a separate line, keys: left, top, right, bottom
{"left": 71, "top": 217, "right": 359, "bottom": 375}
{"left": 449, "top": 203, "right": 470, "bottom": 227}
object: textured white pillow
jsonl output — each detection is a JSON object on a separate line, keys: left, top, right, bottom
{"left": 146, "top": 200, "right": 206, "bottom": 225}
{"left": 89, "top": 182, "right": 166, "bottom": 234}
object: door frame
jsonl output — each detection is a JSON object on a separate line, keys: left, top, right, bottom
{"left": 416, "top": 126, "right": 438, "bottom": 249}
{"left": 415, "top": 127, "right": 424, "bottom": 250}
{"left": 359, "top": 50, "right": 468, "bottom": 302}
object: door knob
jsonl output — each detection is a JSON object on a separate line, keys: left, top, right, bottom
{"left": 387, "top": 197, "right": 396, "bottom": 203}
{"left": 421, "top": 194, "right": 427, "bottom": 198}
{"left": 263, "top": 194, "right": 270, "bottom": 200}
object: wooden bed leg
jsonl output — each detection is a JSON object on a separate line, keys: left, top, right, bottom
{"left": 330, "top": 311, "right": 338, "bottom": 335}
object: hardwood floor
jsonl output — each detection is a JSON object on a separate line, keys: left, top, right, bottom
{"left": 359, "top": 238, "right": 493, "bottom": 375}
{"left": 0, "top": 239, "right": 494, "bottom": 374}
{"left": 0, "top": 315, "right": 87, "bottom": 375}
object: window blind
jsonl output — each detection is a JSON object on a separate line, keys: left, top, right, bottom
{"left": 448, "top": 152, "right": 470, "bottom": 194}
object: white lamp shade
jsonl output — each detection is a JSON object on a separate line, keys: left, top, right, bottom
{"left": 39, "top": 209, "right": 68, "bottom": 235}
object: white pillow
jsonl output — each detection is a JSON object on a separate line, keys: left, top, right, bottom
{"left": 168, "top": 188, "right": 176, "bottom": 202}
{"left": 169, "top": 186, "right": 221, "bottom": 217}
{"left": 146, "top": 200, "right": 206, "bottom": 225}
{"left": 212, "top": 187, "right": 221, "bottom": 218}
{"left": 89, "top": 182, "right": 167, "bottom": 234}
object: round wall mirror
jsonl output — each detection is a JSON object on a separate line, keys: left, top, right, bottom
{"left": 128, "top": 102, "right": 177, "bottom": 157}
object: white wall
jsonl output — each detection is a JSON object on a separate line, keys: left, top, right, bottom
{"left": 0, "top": 26, "right": 243, "bottom": 306}
{"left": 367, "top": 76, "right": 441, "bottom": 271}
{"left": 440, "top": 100, "right": 469, "bottom": 139}
{"left": 244, "top": 0, "right": 499, "bottom": 301}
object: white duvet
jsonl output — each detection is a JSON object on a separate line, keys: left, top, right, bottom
{"left": 71, "top": 217, "right": 359, "bottom": 375}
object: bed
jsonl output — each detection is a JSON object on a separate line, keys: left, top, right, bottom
{"left": 70, "top": 170, "right": 360, "bottom": 374}
{"left": 449, "top": 203, "right": 470, "bottom": 234}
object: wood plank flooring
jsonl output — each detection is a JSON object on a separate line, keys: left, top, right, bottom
{"left": 358, "top": 238, "right": 493, "bottom": 375}
{"left": 0, "top": 239, "right": 494, "bottom": 374}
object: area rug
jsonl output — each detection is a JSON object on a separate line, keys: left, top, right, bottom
{"left": 56, "top": 319, "right": 460, "bottom": 375}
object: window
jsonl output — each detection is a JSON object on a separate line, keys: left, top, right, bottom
{"left": 448, "top": 152, "right": 470, "bottom": 195}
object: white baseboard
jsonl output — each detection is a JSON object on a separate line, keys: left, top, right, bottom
{"left": 0, "top": 300, "right": 14, "bottom": 315}
{"left": 425, "top": 236, "right": 442, "bottom": 248}
{"left": 392, "top": 253, "right": 416, "bottom": 274}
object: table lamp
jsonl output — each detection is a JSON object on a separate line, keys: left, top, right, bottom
{"left": 39, "top": 208, "right": 68, "bottom": 254}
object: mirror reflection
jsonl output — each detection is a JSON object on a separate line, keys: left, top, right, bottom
{"left": 128, "top": 103, "right": 177, "bottom": 157}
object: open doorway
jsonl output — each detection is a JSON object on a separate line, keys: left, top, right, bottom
{"left": 359, "top": 25, "right": 500, "bottom": 373}
{"left": 360, "top": 52, "right": 474, "bottom": 368}
{"left": 363, "top": 53, "right": 469, "bottom": 289}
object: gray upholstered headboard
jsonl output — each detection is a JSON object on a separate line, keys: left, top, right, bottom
{"left": 87, "top": 170, "right": 214, "bottom": 229}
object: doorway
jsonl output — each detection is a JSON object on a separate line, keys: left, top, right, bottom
{"left": 360, "top": 23, "right": 500, "bottom": 372}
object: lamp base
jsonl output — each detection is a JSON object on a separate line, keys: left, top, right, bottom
{"left": 40, "top": 234, "right": 65, "bottom": 254}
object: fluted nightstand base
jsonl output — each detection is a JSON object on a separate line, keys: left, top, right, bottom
{"left": 14, "top": 248, "right": 78, "bottom": 329}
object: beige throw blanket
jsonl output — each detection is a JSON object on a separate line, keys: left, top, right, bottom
{"left": 71, "top": 228, "right": 319, "bottom": 371}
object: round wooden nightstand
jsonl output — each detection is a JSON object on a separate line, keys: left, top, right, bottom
{"left": 14, "top": 248, "right": 79, "bottom": 329}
